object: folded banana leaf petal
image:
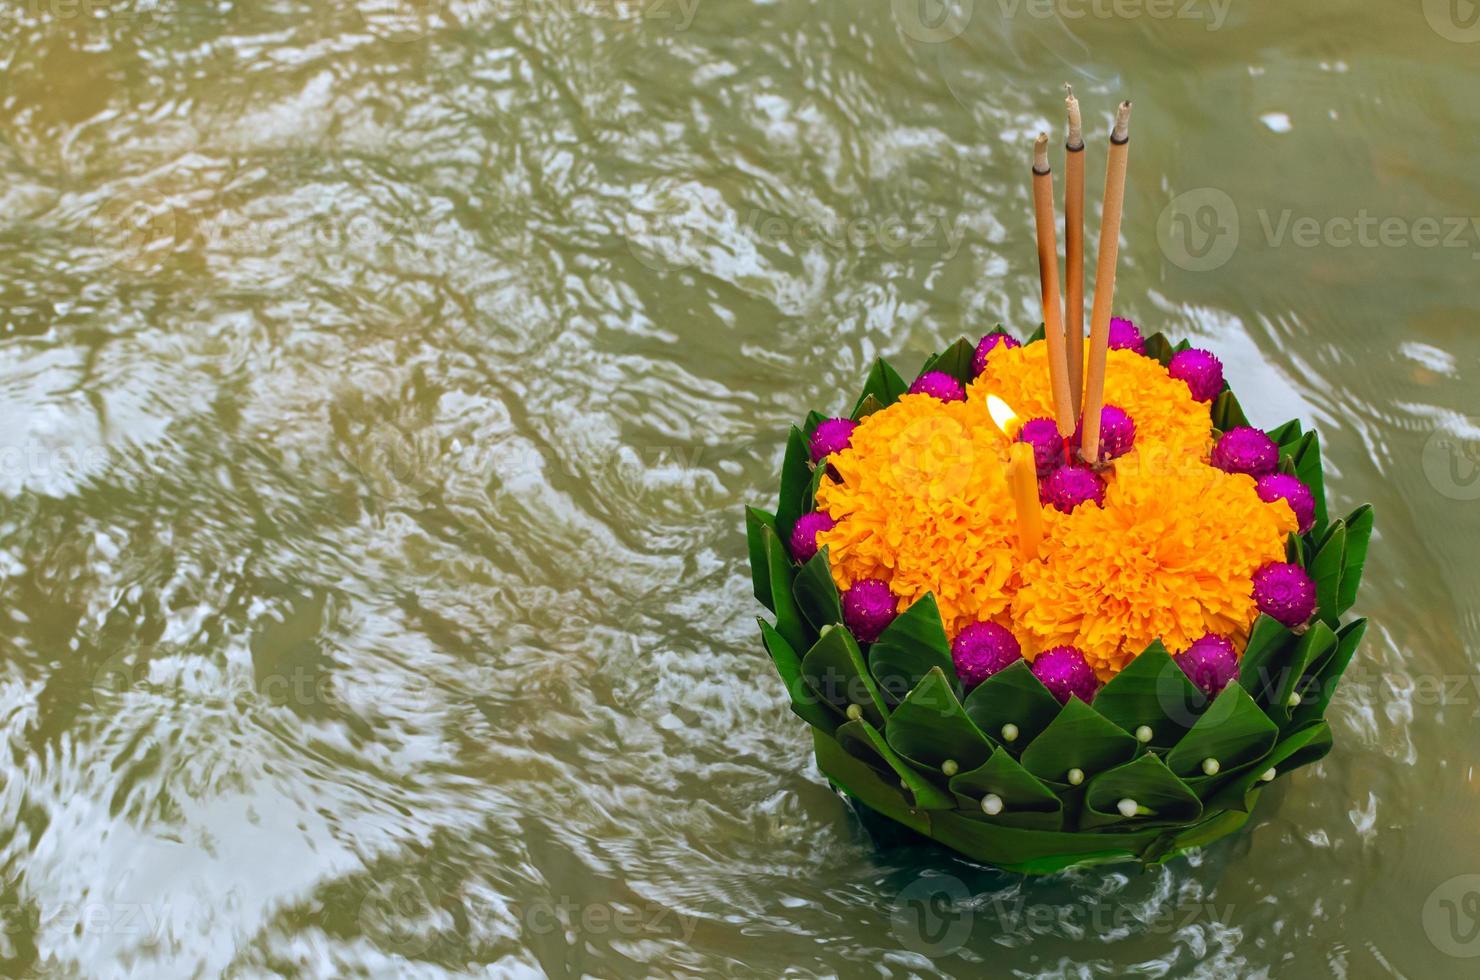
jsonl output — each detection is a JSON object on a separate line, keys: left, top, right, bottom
{"left": 919, "top": 338, "right": 977, "bottom": 385}
{"left": 745, "top": 507, "right": 778, "bottom": 612}
{"left": 775, "top": 426, "right": 811, "bottom": 540}
{"left": 1311, "top": 521, "right": 1346, "bottom": 627}
{"left": 793, "top": 547, "right": 843, "bottom": 634}
{"left": 1237, "top": 615, "right": 1298, "bottom": 705}
{"left": 834, "top": 718, "right": 954, "bottom": 811}
{"left": 885, "top": 668, "right": 994, "bottom": 772}
{"left": 1142, "top": 332, "right": 1175, "bottom": 367}
{"left": 962, "top": 661, "right": 1064, "bottom": 751}
{"left": 1211, "top": 390, "right": 1250, "bottom": 432}
{"left": 1164, "top": 683, "right": 1279, "bottom": 778}
{"left": 758, "top": 620, "right": 840, "bottom": 734}
{"left": 761, "top": 524, "right": 810, "bottom": 654}
{"left": 1091, "top": 642, "right": 1204, "bottom": 746}
{"left": 1082, "top": 754, "right": 1203, "bottom": 830}
{"left": 1338, "top": 505, "right": 1373, "bottom": 615}
{"left": 851, "top": 359, "right": 908, "bottom": 417}
{"left": 802, "top": 626, "right": 889, "bottom": 728}
{"left": 1269, "top": 622, "right": 1338, "bottom": 725}
{"left": 867, "top": 594, "right": 957, "bottom": 704}
{"left": 948, "top": 748, "right": 1064, "bottom": 830}
{"left": 852, "top": 393, "right": 886, "bottom": 421}
{"left": 1291, "top": 619, "right": 1367, "bottom": 726}
{"left": 1206, "top": 721, "right": 1333, "bottom": 813}
{"left": 1019, "top": 695, "right": 1139, "bottom": 785}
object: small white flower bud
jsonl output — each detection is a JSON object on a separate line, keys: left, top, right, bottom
{"left": 1201, "top": 758, "right": 1220, "bottom": 776}
{"left": 941, "top": 759, "right": 959, "bottom": 777}
{"left": 1067, "top": 768, "right": 1084, "bottom": 786}
{"left": 981, "top": 793, "right": 1003, "bottom": 816}
{"left": 1135, "top": 725, "right": 1153, "bottom": 743}
{"left": 1117, "top": 798, "right": 1138, "bottom": 818}
{"left": 1000, "top": 723, "right": 1019, "bottom": 743}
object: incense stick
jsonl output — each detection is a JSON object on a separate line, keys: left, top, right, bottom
{"left": 1064, "top": 85, "right": 1086, "bottom": 414}
{"left": 1032, "top": 133, "right": 1075, "bottom": 437}
{"left": 1081, "top": 101, "right": 1132, "bottom": 465}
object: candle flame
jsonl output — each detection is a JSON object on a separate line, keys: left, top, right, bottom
{"left": 986, "top": 395, "right": 1020, "bottom": 438}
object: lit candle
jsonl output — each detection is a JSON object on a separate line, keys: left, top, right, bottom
{"left": 1081, "top": 101, "right": 1132, "bottom": 465}
{"left": 1008, "top": 442, "right": 1044, "bottom": 560}
{"left": 986, "top": 394, "right": 1022, "bottom": 439}
{"left": 1031, "top": 133, "right": 1075, "bottom": 437}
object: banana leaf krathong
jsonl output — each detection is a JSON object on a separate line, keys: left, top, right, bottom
{"left": 747, "top": 330, "right": 1372, "bottom": 874}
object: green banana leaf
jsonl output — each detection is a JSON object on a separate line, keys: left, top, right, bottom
{"left": 885, "top": 668, "right": 994, "bottom": 773}
{"left": 758, "top": 620, "right": 839, "bottom": 734}
{"left": 850, "top": 359, "right": 908, "bottom": 417}
{"left": 1019, "top": 695, "right": 1139, "bottom": 785}
{"left": 1082, "top": 754, "right": 1203, "bottom": 830}
{"left": 868, "top": 594, "right": 957, "bottom": 704}
{"left": 948, "top": 748, "right": 1064, "bottom": 830}
{"left": 962, "top": 661, "right": 1064, "bottom": 751}
{"left": 1091, "top": 641, "right": 1203, "bottom": 746}
{"left": 775, "top": 425, "right": 811, "bottom": 540}
{"left": 793, "top": 547, "right": 843, "bottom": 634}
{"left": 801, "top": 626, "right": 889, "bottom": 728}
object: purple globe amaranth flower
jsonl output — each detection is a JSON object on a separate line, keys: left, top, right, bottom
{"left": 1017, "top": 417, "right": 1064, "bottom": 477}
{"left": 951, "top": 622, "right": 1022, "bottom": 689}
{"left": 1107, "top": 316, "right": 1147, "bottom": 355}
{"left": 907, "top": 370, "right": 966, "bottom": 402}
{"left": 842, "top": 579, "right": 898, "bottom": 643}
{"left": 1256, "top": 472, "right": 1316, "bottom": 534}
{"left": 809, "top": 417, "right": 857, "bottom": 464}
{"left": 1031, "top": 645, "right": 1101, "bottom": 704}
{"left": 789, "top": 511, "right": 835, "bottom": 563}
{"left": 1212, "top": 426, "right": 1280, "bottom": 478}
{"left": 1043, "top": 465, "right": 1105, "bottom": 513}
{"left": 1176, "top": 633, "right": 1239, "bottom": 697}
{"left": 1072, "top": 404, "right": 1136, "bottom": 461}
{"left": 1252, "top": 561, "right": 1317, "bottom": 628}
{"left": 972, "top": 331, "right": 1021, "bottom": 376}
{"left": 1168, "top": 348, "right": 1225, "bottom": 402}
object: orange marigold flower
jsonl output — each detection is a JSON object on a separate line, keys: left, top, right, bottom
{"left": 1013, "top": 455, "right": 1297, "bottom": 678}
{"left": 972, "top": 341, "right": 1214, "bottom": 462}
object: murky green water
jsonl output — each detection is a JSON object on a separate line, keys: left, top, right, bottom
{"left": 0, "top": 1, "right": 1477, "bottom": 975}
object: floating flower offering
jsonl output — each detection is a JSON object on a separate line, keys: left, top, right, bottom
{"left": 746, "top": 96, "right": 1373, "bottom": 873}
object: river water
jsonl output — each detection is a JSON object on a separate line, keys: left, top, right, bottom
{"left": 0, "top": 1, "right": 1476, "bottom": 976}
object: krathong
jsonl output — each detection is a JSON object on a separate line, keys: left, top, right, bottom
{"left": 745, "top": 97, "right": 1374, "bottom": 874}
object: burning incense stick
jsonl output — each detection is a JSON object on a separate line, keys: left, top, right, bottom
{"left": 1008, "top": 442, "right": 1044, "bottom": 560}
{"left": 1081, "top": 101, "right": 1132, "bottom": 465}
{"left": 1032, "top": 133, "right": 1074, "bottom": 437}
{"left": 1064, "top": 85, "right": 1086, "bottom": 413}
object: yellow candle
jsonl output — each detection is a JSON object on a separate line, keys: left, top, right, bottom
{"left": 1008, "top": 442, "right": 1044, "bottom": 561}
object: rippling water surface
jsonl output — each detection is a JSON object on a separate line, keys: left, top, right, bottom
{"left": 0, "top": 1, "right": 1476, "bottom": 975}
